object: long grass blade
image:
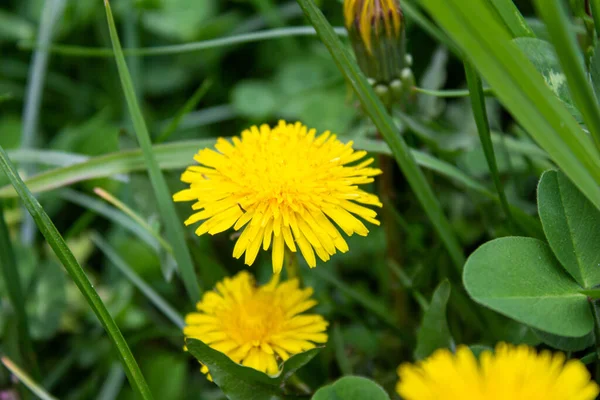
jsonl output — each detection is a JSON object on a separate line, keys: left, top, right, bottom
{"left": 420, "top": 0, "right": 600, "bottom": 211}
{"left": 489, "top": 0, "right": 535, "bottom": 38}
{"left": 19, "top": 27, "right": 348, "bottom": 57}
{"left": 0, "top": 202, "right": 39, "bottom": 378}
{"left": 93, "top": 187, "right": 172, "bottom": 254}
{"left": 535, "top": 0, "right": 600, "bottom": 151}
{"left": 1, "top": 356, "right": 57, "bottom": 400}
{"left": 20, "top": 0, "right": 67, "bottom": 244}
{"left": 60, "top": 189, "right": 161, "bottom": 252}
{"left": 104, "top": 0, "right": 201, "bottom": 302}
{"left": 463, "top": 62, "right": 514, "bottom": 228}
{"left": 0, "top": 145, "right": 154, "bottom": 400}
{"left": 91, "top": 233, "right": 185, "bottom": 329}
{"left": 295, "top": 0, "right": 466, "bottom": 270}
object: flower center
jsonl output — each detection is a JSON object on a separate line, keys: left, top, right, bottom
{"left": 222, "top": 292, "right": 285, "bottom": 346}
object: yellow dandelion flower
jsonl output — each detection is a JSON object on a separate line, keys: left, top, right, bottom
{"left": 344, "top": 0, "right": 403, "bottom": 53}
{"left": 173, "top": 120, "right": 382, "bottom": 274}
{"left": 183, "top": 271, "right": 328, "bottom": 378}
{"left": 396, "top": 343, "right": 599, "bottom": 400}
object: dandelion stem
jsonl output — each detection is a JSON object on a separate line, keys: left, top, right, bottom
{"left": 285, "top": 247, "right": 300, "bottom": 281}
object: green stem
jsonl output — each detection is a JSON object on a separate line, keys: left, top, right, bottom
{"left": 285, "top": 247, "right": 300, "bottom": 281}
{"left": 464, "top": 62, "right": 514, "bottom": 229}
{"left": 412, "top": 86, "right": 494, "bottom": 97}
{"left": 0, "top": 145, "right": 154, "bottom": 400}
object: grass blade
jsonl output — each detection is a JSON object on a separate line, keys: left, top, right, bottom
{"left": 0, "top": 146, "right": 153, "bottom": 400}
{"left": 91, "top": 233, "right": 185, "bottom": 329}
{"left": 104, "top": 0, "right": 200, "bottom": 302}
{"left": 420, "top": 0, "right": 600, "bottom": 211}
{"left": 489, "top": 0, "right": 535, "bottom": 38}
{"left": 93, "top": 187, "right": 172, "bottom": 254}
{"left": 0, "top": 202, "right": 39, "bottom": 378}
{"left": 535, "top": 0, "right": 600, "bottom": 151}
{"left": 1, "top": 139, "right": 215, "bottom": 198}
{"left": 20, "top": 0, "right": 67, "bottom": 244}
{"left": 295, "top": 0, "right": 466, "bottom": 270}
{"left": 19, "top": 27, "right": 348, "bottom": 57}
{"left": 464, "top": 62, "right": 514, "bottom": 228}
{"left": 1, "top": 356, "right": 57, "bottom": 400}
{"left": 60, "top": 189, "right": 161, "bottom": 252}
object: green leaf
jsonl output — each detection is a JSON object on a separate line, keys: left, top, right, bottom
{"left": 312, "top": 376, "right": 390, "bottom": 400}
{"left": 414, "top": 280, "right": 454, "bottom": 360}
{"left": 533, "top": 329, "right": 594, "bottom": 351}
{"left": 464, "top": 237, "right": 593, "bottom": 337}
{"left": 419, "top": 0, "right": 600, "bottom": 211}
{"left": 104, "top": 0, "right": 200, "bottom": 303}
{"left": 513, "top": 37, "right": 582, "bottom": 122}
{"left": 186, "top": 338, "right": 321, "bottom": 400}
{"left": 538, "top": 170, "right": 600, "bottom": 288}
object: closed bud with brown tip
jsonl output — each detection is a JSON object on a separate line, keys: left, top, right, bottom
{"left": 344, "top": 0, "right": 406, "bottom": 90}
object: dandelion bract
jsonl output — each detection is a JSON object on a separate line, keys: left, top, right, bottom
{"left": 174, "top": 120, "right": 382, "bottom": 273}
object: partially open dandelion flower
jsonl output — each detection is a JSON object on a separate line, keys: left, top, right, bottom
{"left": 184, "top": 271, "right": 328, "bottom": 379}
{"left": 344, "top": 0, "right": 403, "bottom": 53}
{"left": 396, "top": 343, "right": 599, "bottom": 400}
{"left": 173, "top": 120, "right": 382, "bottom": 274}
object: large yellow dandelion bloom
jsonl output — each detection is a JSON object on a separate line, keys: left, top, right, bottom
{"left": 344, "top": 0, "right": 403, "bottom": 53}
{"left": 184, "top": 271, "right": 328, "bottom": 378}
{"left": 396, "top": 343, "right": 599, "bottom": 400}
{"left": 173, "top": 120, "right": 382, "bottom": 274}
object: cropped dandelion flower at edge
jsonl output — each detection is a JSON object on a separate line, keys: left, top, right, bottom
{"left": 173, "top": 120, "right": 383, "bottom": 274}
{"left": 184, "top": 271, "right": 328, "bottom": 378}
{"left": 397, "top": 343, "right": 599, "bottom": 400}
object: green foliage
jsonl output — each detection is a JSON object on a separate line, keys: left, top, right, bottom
{"left": 465, "top": 170, "right": 600, "bottom": 338}
{"left": 465, "top": 237, "right": 592, "bottom": 337}
{"left": 186, "top": 338, "right": 321, "bottom": 400}
{"left": 312, "top": 376, "right": 390, "bottom": 400}
{"left": 414, "top": 280, "right": 453, "bottom": 360}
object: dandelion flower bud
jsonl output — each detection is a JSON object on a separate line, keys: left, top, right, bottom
{"left": 344, "top": 0, "right": 406, "bottom": 86}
